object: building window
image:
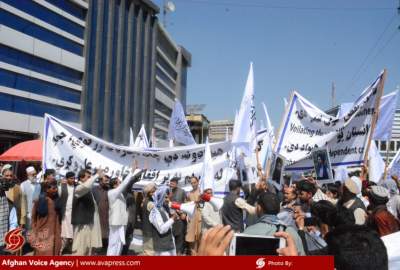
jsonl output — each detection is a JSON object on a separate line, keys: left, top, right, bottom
{"left": 0, "top": 45, "right": 82, "bottom": 85}
{"left": 0, "top": 10, "right": 83, "bottom": 55}
{"left": 156, "top": 66, "right": 175, "bottom": 90}
{"left": 155, "top": 80, "right": 175, "bottom": 100}
{"left": 2, "top": 0, "right": 84, "bottom": 39}
{"left": 0, "top": 93, "right": 80, "bottom": 122}
{"left": 381, "top": 141, "right": 387, "bottom": 151}
{"left": 154, "top": 113, "right": 169, "bottom": 129}
{"left": 157, "top": 53, "right": 177, "bottom": 80}
{"left": 397, "top": 141, "right": 400, "bottom": 151}
{"left": 155, "top": 100, "right": 172, "bottom": 117}
{"left": 390, "top": 141, "right": 395, "bottom": 151}
{"left": 45, "top": 0, "right": 87, "bottom": 21}
{"left": 0, "top": 69, "right": 81, "bottom": 104}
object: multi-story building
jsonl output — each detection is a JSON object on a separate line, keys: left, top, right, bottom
{"left": 186, "top": 114, "right": 209, "bottom": 144}
{"left": 209, "top": 120, "right": 234, "bottom": 143}
{"left": 0, "top": 0, "right": 87, "bottom": 153}
{"left": 82, "top": 0, "right": 191, "bottom": 146}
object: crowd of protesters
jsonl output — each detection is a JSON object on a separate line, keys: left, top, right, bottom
{"left": 0, "top": 161, "right": 399, "bottom": 269}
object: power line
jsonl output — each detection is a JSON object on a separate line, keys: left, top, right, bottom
{"left": 174, "top": 0, "right": 394, "bottom": 11}
{"left": 345, "top": 14, "right": 397, "bottom": 93}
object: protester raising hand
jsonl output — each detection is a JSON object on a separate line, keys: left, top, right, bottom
{"left": 197, "top": 225, "right": 234, "bottom": 256}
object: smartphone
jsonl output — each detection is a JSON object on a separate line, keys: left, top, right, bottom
{"left": 229, "top": 233, "right": 286, "bottom": 256}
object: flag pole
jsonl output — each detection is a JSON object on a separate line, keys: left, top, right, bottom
{"left": 363, "top": 70, "right": 387, "bottom": 173}
{"left": 383, "top": 140, "right": 390, "bottom": 180}
{"left": 265, "top": 90, "right": 295, "bottom": 176}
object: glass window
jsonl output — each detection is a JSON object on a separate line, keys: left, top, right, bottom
{"left": 390, "top": 141, "right": 395, "bottom": 151}
{"left": 157, "top": 32, "right": 177, "bottom": 64}
{"left": 155, "top": 100, "right": 172, "bottom": 117}
{"left": 154, "top": 113, "right": 169, "bottom": 129}
{"left": 157, "top": 52, "right": 177, "bottom": 80}
{"left": 0, "top": 93, "right": 79, "bottom": 122}
{"left": 381, "top": 141, "right": 387, "bottom": 151}
{"left": 45, "top": 0, "right": 86, "bottom": 21}
{"left": 156, "top": 66, "right": 175, "bottom": 90}
{"left": 0, "top": 10, "right": 83, "bottom": 55}
{"left": 155, "top": 80, "right": 175, "bottom": 100}
{"left": 0, "top": 45, "right": 82, "bottom": 85}
{"left": 397, "top": 141, "right": 400, "bottom": 151}
{"left": 2, "top": 0, "right": 84, "bottom": 39}
{"left": 0, "top": 69, "right": 80, "bottom": 104}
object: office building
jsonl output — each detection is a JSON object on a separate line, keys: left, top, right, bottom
{"left": 82, "top": 0, "right": 191, "bottom": 145}
{"left": 0, "top": 0, "right": 87, "bottom": 153}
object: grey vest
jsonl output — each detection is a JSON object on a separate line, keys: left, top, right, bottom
{"left": 221, "top": 193, "right": 244, "bottom": 232}
{"left": 71, "top": 190, "right": 95, "bottom": 225}
{"left": 152, "top": 208, "right": 174, "bottom": 252}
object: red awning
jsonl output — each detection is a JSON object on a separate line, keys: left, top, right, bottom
{"left": 0, "top": 139, "right": 42, "bottom": 161}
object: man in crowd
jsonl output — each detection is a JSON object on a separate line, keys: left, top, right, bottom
{"left": 221, "top": 180, "right": 256, "bottom": 233}
{"left": 243, "top": 192, "right": 305, "bottom": 255}
{"left": 339, "top": 177, "right": 367, "bottom": 225}
{"left": 0, "top": 176, "right": 18, "bottom": 255}
{"left": 296, "top": 180, "right": 317, "bottom": 212}
{"left": 367, "top": 185, "right": 400, "bottom": 236}
{"left": 169, "top": 177, "right": 186, "bottom": 255}
{"left": 59, "top": 172, "right": 76, "bottom": 254}
{"left": 71, "top": 169, "right": 102, "bottom": 255}
{"left": 2, "top": 164, "right": 25, "bottom": 228}
{"left": 92, "top": 173, "right": 110, "bottom": 254}
{"left": 20, "top": 166, "right": 40, "bottom": 229}
{"left": 149, "top": 186, "right": 178, "bottom": 255}
{"left": 142, "top": 182, "right": 156, "bottom": 255}
{"left": 201, "top": 188, "right": 221, "bottom": 233}
{"left": 185, "top": 176, "right": 202, "bottom": 255}
{"left": 107, "top": 167, "right": 142, "bottom": 255}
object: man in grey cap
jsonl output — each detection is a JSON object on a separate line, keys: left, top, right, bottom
{"left": 367, "top": 185, "right": 400, "bottom": 237}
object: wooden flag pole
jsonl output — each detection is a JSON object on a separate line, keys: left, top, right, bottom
{"left": 363, "top": 70, "right": 387, "bottom": 170}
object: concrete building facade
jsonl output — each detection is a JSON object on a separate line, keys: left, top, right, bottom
{"left": 0, "top": 0, "right": 87, "bottom": 153}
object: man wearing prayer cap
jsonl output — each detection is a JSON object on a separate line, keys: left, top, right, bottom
{"left": 367, "top": 186, "right": 400, "bottom": 236}
{"left": 339, "top": 177, "right": 367, "bottom": 225}
{"left": 20, "top": 166, "right": 40, "bottom": 229}
{"left": 142, "top": 182, "right": 156, "bottom": 255}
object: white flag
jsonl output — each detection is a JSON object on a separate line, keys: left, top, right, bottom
{"left": 134, "top": 124, "right": 149, "bottom": 148}
{"left": 168, "top": 99, "right": 196, "bottom": 145}
{"left": 200, "top": 138, "right": 214, "bottom": 192}
{"left": 336, "top": 103, "right": 354, "bottom": 118}
{"left": 231, "top": 62, "right": 256, "bottom": 155}
{"left": 129, "top": 127, "right": 135, "bottom": 147}
{"left": 389, "top": 146, "right": 400, "bottom": 178}
{"left": 374, "top": 90, "right": 399, "bottom": 140}
{"left": 369, "top": 141, "right": 385, "bottom": 183}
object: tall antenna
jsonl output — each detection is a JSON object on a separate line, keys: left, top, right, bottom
{"left": 331, "top": 81, "right": 336, "bottom": 108}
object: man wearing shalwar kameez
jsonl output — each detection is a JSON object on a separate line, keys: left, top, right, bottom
{"left": 71, "top": 169, "right": 102, "bottom": 255}
{"left": 107, "top": 168, "right": 142, "bottom": 255}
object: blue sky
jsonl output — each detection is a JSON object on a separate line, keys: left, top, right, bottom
{"left": 153, "top": 0, "right": 400, "bottom": 128}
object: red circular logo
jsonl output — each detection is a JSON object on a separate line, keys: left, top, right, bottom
{"left": 4, "top": 228, "right": 25, "bottom": 252}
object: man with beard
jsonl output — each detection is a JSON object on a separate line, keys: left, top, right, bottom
{"left": 169, "top": 177, "right": 186, "bottom": 255}
{"left": 92, "top": 173, "right": 111, "bottom": 254}
{"left": 20, "top": 166, "right": 40, "bottom": 229}
{"left": 59, "top": 172, "right": 76, "bottom": 254}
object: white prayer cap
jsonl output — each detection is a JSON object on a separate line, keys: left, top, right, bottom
{"left": 26, "top": 166, "right": 36, "bottom": 174}
{"left": 1, "top": 164, "right": 12, "bottom": 175}
{"left": 350, "top": 176, "right": 362, "bottom": 196}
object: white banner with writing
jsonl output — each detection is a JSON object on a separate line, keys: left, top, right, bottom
{"left": 275, "top": 72, "right": 384, "bottom": 171}
{"left": 43, "top": 114, "right": 231, "bottom": 190}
